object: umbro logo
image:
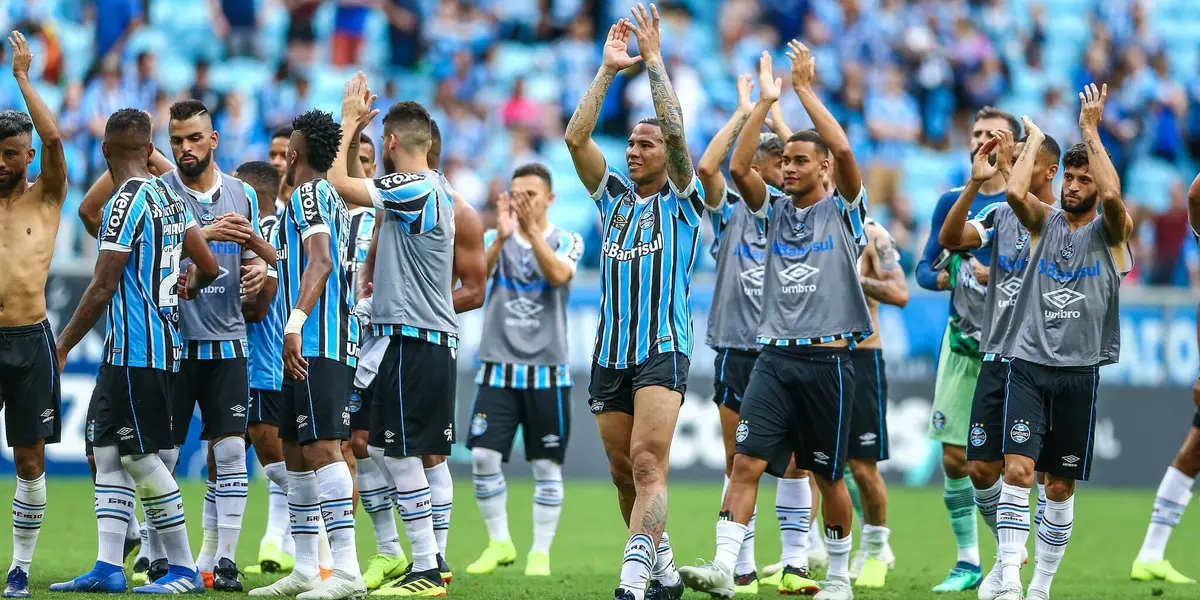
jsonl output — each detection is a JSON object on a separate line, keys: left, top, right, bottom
{"left": 780, "top": 262, "right": 820, "bottom": 284}
{"left": 813, "top": 451, "right": 829, "bottom": 465}
{"left": 40, "top": 409, "right": 54, "bottom": 419}
{"left": 296, "top": 415, "right": 308, "bottom": 426}
{"left": 231, "top": 405, "right": 245, "bottom": 414}
{"left": 117, "top": 427, "right": 134, "bottom": 436}
{"left": 1042, "top": 288, "right": 1085, "bottom": 309}
{"left": 1062, "top": 455, "right": 1080, "bottom": 465}
{"left": 739, "top": 267, "right": 765, "bottom": 296}
{"left": 504, "top": 298, "right": 544, "bottom": 319}
{"left": 858, "top": 432, "right": 877, "bottom": 445}
{"left": 385, "top": 430, "right": 395, "bottom": 439}
{"left": 542, "top": 434, "right": 561, "bottom": 448}
{"left": 997, "top": 279, "right": 1022, "bottom": 298}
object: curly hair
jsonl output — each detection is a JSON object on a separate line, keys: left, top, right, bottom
{"left": 292, "top": 110, "right": 342, "bottom": 173}
{"left": 105, "top": 108, "right": 153, "bottom": 151}
{"left": 0, "top": 110, "right": 32, "bottom": 142}
{"left": 234, "top": 160, "right": 282, "bottom": 202}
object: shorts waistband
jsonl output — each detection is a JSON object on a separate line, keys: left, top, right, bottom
{"left": 850, "top": 347, "right": 882, "bottom": 357}
{"left": 0, "top": 320, "right": 51, "bottom": 336}
{"left": 713, "top": 347, "right": 761, "bottom": 359}
{"left": 1012, "top": 357, "right": 1098, "bottom": 374}
{"left": 764, "top": 345, "right": 851, "bottom": 359}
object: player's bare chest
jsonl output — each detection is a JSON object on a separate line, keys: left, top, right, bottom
{"left": 0, "top": 200, "right": 58, "bottom": 254}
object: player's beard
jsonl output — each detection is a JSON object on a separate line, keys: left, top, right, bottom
{"left": 383, "top": 155, "right": 395, "bottom": 175}
{"left": 0, "top": 165, "right": 26, "bottom": 195}
{"left": 177, "top": 149, "right": 213, "bottom": 178}
{"left": 1061, "top": 190, "right": 1098, "bottom": 215}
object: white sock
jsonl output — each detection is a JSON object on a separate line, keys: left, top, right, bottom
{"left": 317, "top": 523, "right": 332, "bottom": 572}
{"left": 135, "top": 517, "right": 150, "bottom": 562}
{"left": 124, "top": 453, "right": 195, "bottom": 570}
{"left": 287, "top": 470, "right": 321, "bottom": 578}
{"left": 472, "top": 448, "right": 509, "bottom": 542}
{"left": 386, "top": 456, "right": 439, "bottom": 573}
{"left": 826, "top": 532, "right": 852, "bottom": 580}
{"left": 862, "top": 524, "right": 890, "bottom": 559}
{"left": 713, "top": 519, "right": 748, "bottom": 575}
{"left": 315, "top": 462, "right": 359, "bottom": 576}
{"left": 10, "top": 474, "right": 46, "bottom": 573}
{"left": 531, "top": 459, "right": 563, "bottom": 554}
{"left": 125, "top": 509, "right": 140, "bottom": 541}
{"left": 619, "top": 533, "right": 656, "bottom": 599}
{"left": 425, "top": 461, "right": 453, "bottom": 556}
{"left": 357, "top": 456, "right": 401, "bottom": 556}
{"left": 722, "top": 475, "right": 757, "bottom": 576}
{"left": 652, "top": 532, "right": 681, "bottom": 586}
{"left": 1030, "top": 495, "right": 1073, "bottom": 595}
{"left": 808, "top": 523, "right": 825, "bottom": 554}
{"left": 1034, "top": 482, "right": 1047, "bottom": 529}
{"left": 212, "top": 437, "right": 248, "bottom": 563}
{"left": 93, "top": 447, "right": 136, "bottom": 568}
{"left": 1138, "top": 466, "right": 1194, "bottom": 563}
{"left": 997, "top": 482, "right": 1031, "bottom": 588}
{"left": 143, "top": 503, "right": 165, "bottom": 562}
{"left": 777, "top": 477, "right": 812, "bottom": 569}
{"left": 974, "top": 478, "right": 1003, "bottom": 541}
{"left": 263, "top": 463, "right": 290, "bottom": 549}
{"left": 197, "top": 481, "right": 217, "bottom": 572}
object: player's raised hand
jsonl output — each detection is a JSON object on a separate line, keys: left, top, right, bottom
{"left": 993, "top": 129, "right": 1016, "bottom": 171}
{"left": 1021, "top": 115, "right": 1044, "bottom": 140}
{"left": 601, "top": 20, "right": 642, "bottom": 72}
{"left": 1079, "top": 82, "right": 1107, "bottom": 131}
{"left": 785, "top": 39, "right": 816, "bottom": 92}
{"left": 735, "top": 74, "right": 755, "bottom": 115}
{"left": 496, "top": 191, "right": 517, "bottom": 240}
{"left": 758, "top": 52, "right": 783, "bottom": 103}
{"left": 628, "top": 3, "right": 663, "bottom": 62}
{"left": 971, "top": 135, "right": 1000, "bottom": 182}
{"left": 8, "top": 31, "right": 30, "bottom": 80}
{"left": 341, "top": 71, "right": 376, "bottom": 125}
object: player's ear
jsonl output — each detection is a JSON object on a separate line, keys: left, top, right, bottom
{"left": 211, "top": 130, "right": 220, "bottom": 150}
{"left": 25, "top": 147, "right": 34, "bottom": 165}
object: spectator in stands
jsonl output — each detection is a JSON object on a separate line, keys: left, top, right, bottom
{"left": 211, "top": 0, "right": 261, "bottom": 58}
{"left": 216, "top": 91, "right": 256, "bottom": 173}
{"left": 189, "top": 60, "right": 224, "bottom": 118}
{"left": 285, "top": 0, "right": 322, "bottom": 68}
{"left": 1038, "top": 86, "right": 1079, "bottom": 150}
{"left": 385, "top": 0, "right": 421, "bottom": 68}
{"left": 1148, "top": 178, "right": 1190, "bottom": 286}
{"left": 502, "top": 78, "right": 542, "bottom": 132}
{"left": 124, "top": 51, "right": 158, "bottom": 112}
{"left": 554, "top": 15, "right": 599, "bottom": 126}
{"left": 332, "top": 0, "right": 373, "bottom": 67}
{"left": 82, "top": 55, "right": 129, "bottom": 176}
{"left": 1148, "top": 52, "right": 1186, "bottom": 163}
{"left": 866, "top": 62, "right": 920, "bottom": 234}
{"left": 89, "top": 0, "right": 143, "bottom": 75}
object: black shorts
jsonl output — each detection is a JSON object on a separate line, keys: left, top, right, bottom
{"left": 374, "top": 336, "right": 457, "bottom": 458}
{"left": 1193, "top": 410, "right": 1200, "bottom": 430}
{"left": 173, "top": 358, "right": 249, "bottom": 444}
{"left": 279, "top": 358, "right": 354, "bottom": 444}
{"left": 0, "top": 321, "right": 61, "bottom": 447}
{"left": 349, "top": 383, "right": 371, "bottom": 432}
{"left": 736, "top": 346, "right": 854, "bottom": 481}
{"left": 967, "top": 359, "right": 1010, "bottom": 462}
{"left": 1001, "top": 358, "right": 1100, "bottom": 481}
{"left": 249, "top": 388, "right": 282, "bottom": 428}
{"left": 588, "top": 352, "right": 689, "bottom": 416}
{"left": 466, "top": 384, "right": 571, "bottom": 463}
{"left": 85, "top": 383, "right": 100, "bottom": 457}
{"left": 712, "top": 348, "right": 759, "bottom": 414}
{"left": 91, "top": 364, "right": 177, "bottom": 456}
{"left": 849, "top": 348, "right": 889, "bottom": 461}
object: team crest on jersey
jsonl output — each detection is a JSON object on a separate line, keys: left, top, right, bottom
{"left": 931, "top": 410, "right": 946, "bottom": 430}
{"left": 791, "top": 220, "right": 807, "bottom": 237}
{"left": 1015, "top": 232, "right": 1029, "bottom": 251}
{"left": 348, "top": 392, "right": 362, "bottom": 414}
{"left": 470, "top": 413, "right": 488, "bottom": 436}
{"left": 735, "top": 421, "right": 750, "bottom": 443}
{"left": 199, "top": 212, "right": 216, "bottom": 225}
{"left": 1010, "top": 421, "right": 1031, "bottom": 444}
{"left": 520, "top": 253, "right": 536, "bottom": 277}
{"left": 639, "top": 211, "right": 656, "bottom": 230}
{"left": 86, "top": 421, "right": 95, "bottom": 442}
{"left": 1060, "top": 240, "right": 1075, "bottom": 260}
{"left": 969, "top": 425, "right": 987, "bottom": 447}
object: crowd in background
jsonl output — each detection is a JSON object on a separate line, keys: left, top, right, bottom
{"left": 4, "top": 0, "right": 1200, "bottom": 288}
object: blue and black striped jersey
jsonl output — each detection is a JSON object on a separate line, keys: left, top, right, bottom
{"left": 278, "top": 179, "right": 360, "bottom": 367}
{"left": 98, "top": 177, "right": 197, "bottom": 371}
{"left": 345, "top": 207, "right": 376, "bottom": 300}
{"left": 590, "top": 165, "right": 705, "bottom": 369}
{"left": 247, "top": 213, "right": 284, "bottom": 391}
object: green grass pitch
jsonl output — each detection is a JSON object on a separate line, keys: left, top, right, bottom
{"left": 1, "top": 478, "right": 1197, "bottom": 598}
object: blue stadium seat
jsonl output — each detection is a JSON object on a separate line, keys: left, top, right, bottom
{"left": 1126, "top": 158, "right": 1179, "bottom": 213}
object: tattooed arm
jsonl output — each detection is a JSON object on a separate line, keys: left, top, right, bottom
{"left": 565, "top": 21, "right": 641, "bottom": 195}
{"left": 630, "top": 5, "right": 694, "bottom": 191}
{"left": 1007, "top": 117, "right": 1050, "bottom": 235}
{"left": 696, "top": 75, "right": 754, "bottom": 209}
{"left": 860, "top": 222, "right": 909, "bottom": 308}
{"left": 1078, "top": 83, "right": 1131, "bottom": 244}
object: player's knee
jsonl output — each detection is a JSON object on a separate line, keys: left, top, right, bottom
{"left": 422, "top": 455, "right": 446, "bottom": 469}
{"left": 941, "top": 445, "right": 968, "bottom": 476}
{"left": 1043, "top": 477, "right": 1075, "bottom": 501}
{"left": 608, "top": 457, "right": 634, "bottom": 490}
{"left": 120, "top": 453, "right": 164, "bottom": 482}
{"left": 1172, "top": 429, "right": 1200, "bottom": 477}
{"left": 531, "top": 458, "right": 562, "bottom": 482}
{"left": 729, "top": 453, "right": 768, "bottom": 486}
{"left": 848, "top": 459, "right": 878, "bottom": 488}
{"left": 968, "top": 460, "right": 1002, "bottom": 489}
{"left": 1001, "top": 458, "right": 1036, "bottom": 487}
{"left": 212, "top": 436, "right": 244, "bottom": 469}
{"left": 472, "top": 447, "right": 503, "bottom": 475}
{"left": 12, "top": 449, "right": 44, "bottom": 480}
{"left": 630, "top": 448, "right": 666, "bottom": 489}
{"left": 350, "top": 433, "right": 370, "bottom": 460}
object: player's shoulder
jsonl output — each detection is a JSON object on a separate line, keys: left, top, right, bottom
{"left": 377, "top": 171, "right": 432, "bottom": 191}
{"left": 939, "top": 187, "right": 966, "bottom": 204}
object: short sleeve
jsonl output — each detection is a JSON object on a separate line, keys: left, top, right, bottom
{"left": 834, "top": 185, "right": 869, "bottom": 248}
{"left": 590, "top": 164, "right": 631, "bottom": 214}
{"left": 100, "top": 184, "right": 148, "bottom": 252}
{"left": 289, "top": 181, "right": 331, "bottom": 241}
{"left": 554, "top": 231, "right": 585, "bottom": 274}
{"left": 710, "top": 200, "right": 735, "bottom": 246}
{"left": 483, "top": 229, "right": 498, "bottom": 249}
{"left": 365, "top": 172, "right": 438, "bottom": 233}
{"left": 265, "top": 218, "right": 280, "bottom": 279}
{"left": 669, "top": 174, "right": 705, "bottom": 228}
{"left": 968, "top": 203, "right": 1002, "bottom": 249}
{"left": 242, "top": 182, "right": 261, "bottom": 259}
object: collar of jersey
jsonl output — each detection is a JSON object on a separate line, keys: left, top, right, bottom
{"left": 512, "top": 223, "right": 556, "bottom": 248}
{"left": 180, "top": 174, "right": 223, "bottom": 204}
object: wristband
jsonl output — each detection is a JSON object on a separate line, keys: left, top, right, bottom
{"left": 285, "top": 309, "right": 308, "bottom": 335}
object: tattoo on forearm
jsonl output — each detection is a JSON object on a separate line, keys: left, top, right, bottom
{"left": 640, "top": 491, "right": 669, "bottom": 540}
{"left": 718, "top": 113, "right": 750, "bottom": 160}
{"left": 1015, "top": 140, "right": 1035, "bottom": 164}
{"left": 1086, "top": 139, "right": 1100, "bottom": 156}
{"left": 566, "top": 69, "right": 615, "bottom": 141}
{"left": 861, "top": 276, "right": 895, "bottom": 300}
{"left": 874, "top": 237, "right": 899, "bottom": 271}
{"left": 646, "top": 60, "right": 692, "bottom": 180}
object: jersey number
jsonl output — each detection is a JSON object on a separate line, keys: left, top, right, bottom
{"left": 158, "top": 243, "right": 182, "bottom": 308}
